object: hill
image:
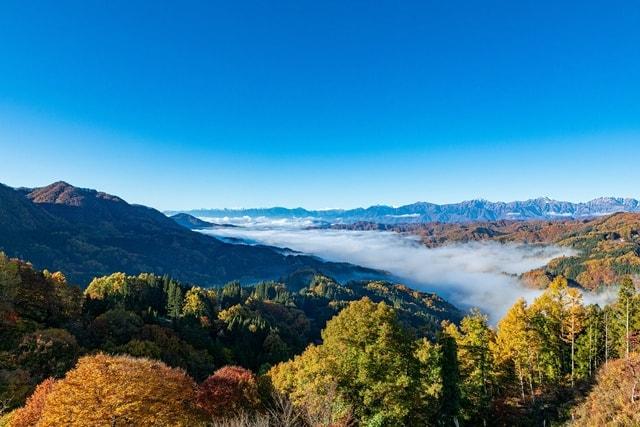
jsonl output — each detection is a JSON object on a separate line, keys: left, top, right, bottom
{"left": 170, "top": 197, "right": 640, "bottom": 224}
{"left": 543, "top": 213, "right": 640, "bottom": 289}
{"left": 170, "top": 213, "right": 216, "bottom": 229}
{"left": 170, "top": 213, "right": 238, "bottom": 230}
{"left": 339, "top": 213, "right": 640, "bottom": 289}
{"left": 0, "top": 182, "right": 379, "bottom": 286}
{"left": 330, "top": 218, "right": 585, "bottom": 247}
{"left": 413, "top": 212, "right": 640, "bottom": 290}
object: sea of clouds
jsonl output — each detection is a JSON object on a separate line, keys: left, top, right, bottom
{"left": 199, "top": 217, "right": 579, "bottom": 322}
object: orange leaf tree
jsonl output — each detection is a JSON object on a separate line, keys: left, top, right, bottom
{"left": 36, "top": 353, "right": 204, "bottom": 426}
{"left": 10, "top": 377, "right": 57, "bottom": 427}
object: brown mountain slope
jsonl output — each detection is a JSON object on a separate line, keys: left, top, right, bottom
{"left": 337, "top": 213, "right": 640, "bottom": 289}
{"left": 333, "top": 219, "right": 587, "bottom": 246}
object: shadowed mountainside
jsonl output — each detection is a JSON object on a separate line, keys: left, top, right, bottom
{"left": 170, "top": 213, "right": 216, "bottom": 229}
{"left": 0, "top": 182, "right": 380, "bottom": 286}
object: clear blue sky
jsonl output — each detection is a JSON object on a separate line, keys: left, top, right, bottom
{"left": 0, "top": 1, "right": 639, "bottom": 210}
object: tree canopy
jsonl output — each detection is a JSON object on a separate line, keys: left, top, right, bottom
{"left": 35, "top": 354, "right": 201, "bottom": 426}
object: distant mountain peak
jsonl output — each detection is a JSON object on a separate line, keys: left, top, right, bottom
{"left": 535, "top": 196, "right": 554, "bottom": 203}
{"left": 27, "top": 182, "right": 125, "bottom": 206}
{"left": 171, "top": 213, "right": 214, "bottom": 229}
{"left": 175, "top": 196, "right": 640, "bottom": 224}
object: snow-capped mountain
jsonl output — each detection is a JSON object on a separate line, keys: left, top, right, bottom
{"left": 168, "top": 197, "right": 640, "bottom": 225}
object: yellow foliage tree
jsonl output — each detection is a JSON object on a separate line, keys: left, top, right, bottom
{"left": 36, "top": 354, "right": 203, "bottom": 426}
{"left": 268, "top": 343, "right": 338, "bottom": 416}
{"left": 563, "top": 287, "right": 585, "bottom": 387}
{"left": 84, "top": 272, "right": 127, "bottom": 300}
{"left": 495, "top": 298, "right": 537, "bottom": 402}
{"left": 269, "top": 298, "right": 426, "bottom": 425}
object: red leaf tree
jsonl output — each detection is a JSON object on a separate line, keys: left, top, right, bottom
{"left": 196, "top": 366, "right": 260, "bottom": 418}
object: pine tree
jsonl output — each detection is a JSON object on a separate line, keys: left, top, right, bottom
{"left": 575, "top": 304, "right": 605, "bottom": 380}
{"left": 221, "top": 281, "right": 242, "bottom": 307}
{"left": 617, "top": 276, "right": 636, "bottom": 359}
{"left": 438, "top": 323, "right": 461, "bottom": 425}
{"left": 166, "top": 281, "right": 184, "bottom": 319}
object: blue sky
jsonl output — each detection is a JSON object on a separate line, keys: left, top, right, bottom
{"left": 0, "top": 1, "right": 639, "bottom": 210}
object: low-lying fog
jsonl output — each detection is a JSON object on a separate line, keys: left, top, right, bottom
{"left": 199, "top": 217, "right": 577, "bottom": 322}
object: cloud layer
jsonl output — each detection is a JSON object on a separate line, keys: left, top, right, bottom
{"left": 200, "top": 218, "right": 575, "bottom": 322}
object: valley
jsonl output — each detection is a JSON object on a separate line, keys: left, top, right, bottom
{"left": 195, "top": 217, "right": 573, "bottom": 321}
{"left": 3, "top": 4, "right": 638, "bottom": 424}
{"left": 2, "top": 180, "right": 640, "bottom": 426}
{"left": 332, "top": 213, "right": 640, "bottom": 290}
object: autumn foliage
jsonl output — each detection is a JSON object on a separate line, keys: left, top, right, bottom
{"left": 196, "top": 366, "right": 260, "bottom": 418}
{"left": 269, "top": 298, "right": 432, "bottom": 425}
{"left": 9, "top": 378, "right": 56, "bottom": 427}
{"left": 9, "top": 243, "right": 640, "bottom": 426}
{"left": 572, "top": 354, "right": 640, "bottom": 425}
{"left": 32, "top": 354, "right": 202, "bottom": 426}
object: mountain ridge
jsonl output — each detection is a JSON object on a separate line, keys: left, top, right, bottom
{"left": 0, "top": 181, "right": 380, "bottom": 285}
{"left": 169, "top": 196, "right": 640, "bottom": 224}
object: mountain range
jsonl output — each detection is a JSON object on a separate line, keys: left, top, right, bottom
{"left": 170, "top": 197, "right": 640, "bottom": 224}
{"left": 0, "top": 181, "right": 378, "bottom": 285}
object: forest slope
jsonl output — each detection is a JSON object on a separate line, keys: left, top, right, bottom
{"left": 0, "top": 253, "right": 461, "bottom": 417}
{"left": 0, "top": 182, "right": 379, "bottom": 286}
{"left": 336, "top": 213, "right": 640, "bottom": 289}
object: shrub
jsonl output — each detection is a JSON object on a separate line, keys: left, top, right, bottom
{"left": 17, "top": 329, "right": 79, "bottom": 381}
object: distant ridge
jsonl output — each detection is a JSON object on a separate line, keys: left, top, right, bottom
{"left": 170, "top": 213, "right": 239, "bottom": 230}
{"left": 168, "top": 197, "right": 640, "bottom": 224}
{"left": 170, "top": 213, "right": 215, "bottom": 229}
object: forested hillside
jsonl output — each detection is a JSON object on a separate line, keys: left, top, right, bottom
{"left": 0, "top": 182, "right": 378, "bottom": 285}
{"left": 3, "top": 252, "right": 640, "bottom": 425}
{"left": 339, "top": 213, "right": 640, "bottom": 291}
{"left": 0, "top": 252, "right": 460, "bottom": 425}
